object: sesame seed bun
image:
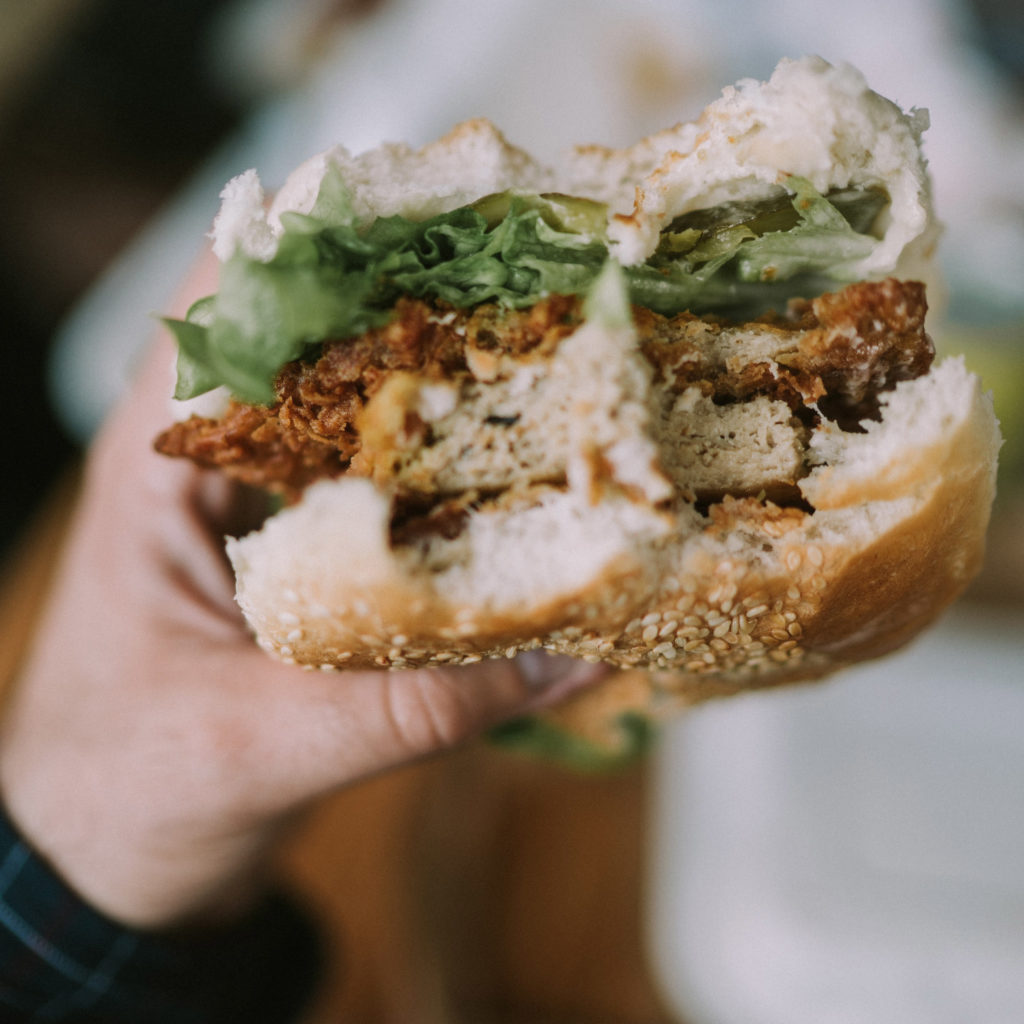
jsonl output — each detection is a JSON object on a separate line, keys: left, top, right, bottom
{"left": 226, "top": 341, "right": 999, "bottom": 691}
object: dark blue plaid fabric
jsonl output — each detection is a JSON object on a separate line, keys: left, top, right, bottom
{"left": 0, "top": 807, "right": 323, "bottom": 1023}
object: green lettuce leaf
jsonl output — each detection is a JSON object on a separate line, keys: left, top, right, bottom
{"left": 165, "top": 168, "right": 888, "bottom": 403}
{"left": 733, "top": 176, "right": 880, "bottom": 282}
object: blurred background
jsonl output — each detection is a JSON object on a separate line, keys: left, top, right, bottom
{"left": 0, "top": 0, "right": 243, "bottom": 556}
{"left": 1, "top": 2, "right": 1022, "bottom": 1022}
{"left": 1, "top": 0, "right": 1023, "bottom": 572}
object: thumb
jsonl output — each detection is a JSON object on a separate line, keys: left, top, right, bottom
{"left": 223, "top": 649, "right": 608, "bottom": 810}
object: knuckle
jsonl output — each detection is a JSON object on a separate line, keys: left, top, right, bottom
{"left": 381, "top": 669, "right": 479, "bottom": 756}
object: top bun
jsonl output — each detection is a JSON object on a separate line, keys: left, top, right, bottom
{"left": 213, "top": 57, "right": 936, "bottom": 280}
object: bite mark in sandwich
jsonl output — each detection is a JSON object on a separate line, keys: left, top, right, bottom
{"left": 154, "top": 57, "right": 1000, "bottom": 755}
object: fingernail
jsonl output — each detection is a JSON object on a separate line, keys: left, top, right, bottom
{"left": 516, "top": 650, "right": 578, "bottom": 690}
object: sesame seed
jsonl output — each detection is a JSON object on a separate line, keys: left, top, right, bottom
{"left": 807, "top": 545, "right": 825, "bottom": 568}
{"left": 284, "top": 589, "right": 299, "bottom": 603}
{"left": 279, "top": 645, "right": 293, "bottom": 657}
{"left": 786, "top": 586, "right": 801, "bottom": 602}
{"left": 785, "top": 550, "right": 802, "bottom": 571}
{"left": 287, "top": 629, "right": 303, "bottom": 642}
{"left": 747, "top": 604, "right": 768, "bottom": 618}
{"left": 642, "top": 612, "right": 662, "bottom": 627}
{"left": 642, "top": 625, "right": 659, "bottom": 644}
{"left": 391, "top": 634, "right": 409, "bottom": 646}
{"left": 280, "top": 611, "right": 300, "bottom": 627}
{"left": 659, "top": 620, "right": 678, "bottom": 638}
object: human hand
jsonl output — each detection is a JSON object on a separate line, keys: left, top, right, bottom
{"left": 0, "top": 251, "right": 606, "bottom": 931}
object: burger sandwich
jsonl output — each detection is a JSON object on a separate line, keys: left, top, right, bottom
{"left": 155, "top": 56, "right": 1001, "bottom": 758}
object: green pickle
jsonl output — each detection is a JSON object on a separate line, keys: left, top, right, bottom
{"left": 657, "top": 185, "right": 888, "bottom": 265}
{"left": 471, "top": 191, "right": 608, "bottom": 237}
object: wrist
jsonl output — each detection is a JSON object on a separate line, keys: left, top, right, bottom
{"left": 0, "top": 710, "right": 268, "bottom": 931}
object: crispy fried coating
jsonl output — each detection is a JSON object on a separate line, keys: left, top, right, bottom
{"left": 155, "top": 280, "right": 932, "bottom": 499}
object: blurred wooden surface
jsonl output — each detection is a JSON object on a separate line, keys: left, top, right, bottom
{"left": 0, "top": 473, "right": 677, "bottom": 1024}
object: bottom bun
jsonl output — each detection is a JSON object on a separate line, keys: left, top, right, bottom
{"left": 227, "top": 345, "right": 999, "bottom": 739}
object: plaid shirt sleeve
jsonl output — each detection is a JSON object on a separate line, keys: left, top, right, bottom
{"left": 0, "top": 806, "right": 324, "bottom": 1023}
